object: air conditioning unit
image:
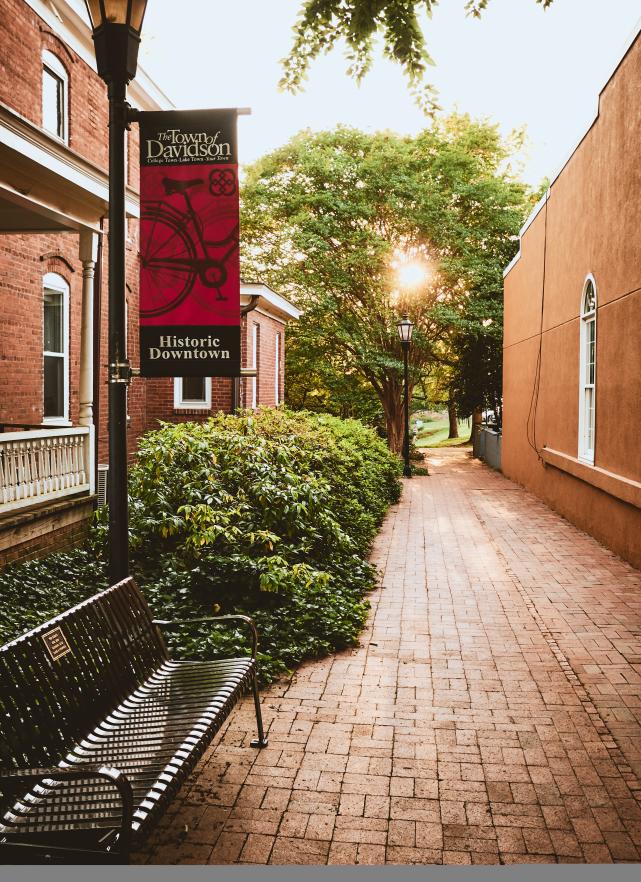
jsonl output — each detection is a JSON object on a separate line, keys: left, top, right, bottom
{"left": 97, "top": 464, "right": 109, "bottom": 508}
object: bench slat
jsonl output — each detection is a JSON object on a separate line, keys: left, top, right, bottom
{"left": 1, "top": 657, "right": 254, "bottom": 837}
{"left": 0, "top": 580, "right": 168, "bottom": 770}
{"left": 0, "top": 578, "right": 266, "bottom": 862}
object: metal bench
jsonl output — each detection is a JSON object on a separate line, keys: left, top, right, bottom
{"left": 0, "top": 577, "right": 267, "bottom": 864}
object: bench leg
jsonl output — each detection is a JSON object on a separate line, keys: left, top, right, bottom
{"left": 249, "top": 672, "right": 268, "bottom": 748}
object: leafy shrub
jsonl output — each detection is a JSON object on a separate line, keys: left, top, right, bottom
{"left": 0, "top": 410, "right": 401, "bottom": 683}
{"left": 0, "top": 549, "right": 108, "bottom": 645}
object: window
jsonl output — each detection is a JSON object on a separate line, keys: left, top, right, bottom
{"left": 43, "top": 273, "right": 69, "bottom": 423}
{"left": 251, "top": 323, "right": 259, "bottom": 409}
{"left": 274, "top": 332, "right": 281, "bottom": 406}
{"left": 42, "top": 51, "right": 68, "bottom": 142}
{"left": 174, "top": 376, "right": 211, "bottom": 409}
{"left": 579, "top": 276, "right": 597, "bottom": 463}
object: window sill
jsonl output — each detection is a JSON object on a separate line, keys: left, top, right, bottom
{"left": 42, "top": 129, "right": 68, "bottom": 148}
{"left": 542, "top": 447, "right": 641, "bottom": 511}
{"left": 42, "top": 419, "right": 72, "bottom": 428}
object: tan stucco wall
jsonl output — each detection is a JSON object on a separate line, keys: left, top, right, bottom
{"left": 502, "top": 32, "right": 641, "bottom": 569}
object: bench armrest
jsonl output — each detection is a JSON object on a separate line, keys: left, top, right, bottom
{"left": 0, "top": 764, "right": 134, "bottom": 856}
{"left": 153, "top": 614, "right": 258, "bottom": 659}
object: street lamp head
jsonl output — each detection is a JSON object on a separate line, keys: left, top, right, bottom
{"left": 397, "top": 314, "right": 414, "bottom": 345}
{"left": 85, "top": 0, "right": 148, "bottom": 29}
{"left": 84, "top": 1, "right": 148, "bottom": 85}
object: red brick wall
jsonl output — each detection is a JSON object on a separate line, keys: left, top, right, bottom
{"left": 240, "top": 311, "right": 286, "bottom": 410}
{"left": 0, "top": 233, "right": 82, "bottom": 427}
{"left": 0, "top": 1, "right": 281, "bottom": 570}
{"left": 0, "top": 0, "right": 290, "bottom": 466}
{"left": 143, "top": 376, "right": 234, "bottom": 432}
{"left": 0, "top": 225, "right": 143, "bottom": 461}
{"left": 0, "top": 0, "right": 144, "bottom": 460}
{"left": 142, "top": 310, "right": 288, "bottom": 430}
{"left": 0, "top": 0, "right": 110, "bottom": 170}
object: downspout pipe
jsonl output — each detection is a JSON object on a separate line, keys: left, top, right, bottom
{"left": 233, "top": 294, "right": 260, "bottom": 411}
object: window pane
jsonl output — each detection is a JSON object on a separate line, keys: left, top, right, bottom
{"left": 44, "top": 355, "right": 64, "bottom": 417}
{"left": 181, "top": 376, "right": 206, "bottom": 402}
{"left": 43, "top": 67, "right": 63, "bottom": 138}
{"left": 583, "top": 281, "right": 596, "bottom": 314}
{"left": 130, "top": 0, "right": 148, "bottom": 31}
{"left": 44, "top": 289, "right": 63, "bottom": 353}
{"left": 587, "top": 319, "right": 595, "bottom": 384}
{"left": 584, "top": 388, "right": 595, "bottom": 453}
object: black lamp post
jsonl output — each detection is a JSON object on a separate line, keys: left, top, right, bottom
{"left": 84, "top": 1, "right": 148, "bottom": 583}
{"left": 396, "top": 314, "right": 414, "bottom": 478}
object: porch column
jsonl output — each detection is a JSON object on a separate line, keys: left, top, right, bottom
{"left": 79, "top": 229, "right": 99, "bottom": 495}
{"left": 78, "top": 229, "right": 99, "bottom": 427}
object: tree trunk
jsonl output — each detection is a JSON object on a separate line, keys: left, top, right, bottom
{"left": 384, "top": 404, "right": 404, "bottom": 454}
{"left": 379, "top": 381, "right": 404, "bottom": 454}
{"left": 448, "top": 396, "right": 459, "bottom": 439}
{"left": 470, "top": 406, "right": 482, "bottom": 446}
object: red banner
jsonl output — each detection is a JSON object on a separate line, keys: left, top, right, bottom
{"left": 139, "top": 109, "right": 240, "bottom": 376}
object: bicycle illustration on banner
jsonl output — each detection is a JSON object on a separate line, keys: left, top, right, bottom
{"left": 140, "top": 167, "right": 239, "bottom": 319}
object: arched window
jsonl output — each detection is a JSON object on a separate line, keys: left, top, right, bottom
{"left": 42, "top": 50, "right": 68, "bottom": 142}
{"left": 579, "top": 276, "right": 597, "bottom": 463}
{"left": 43, "top": 272, "right": 70, "bottom": 423}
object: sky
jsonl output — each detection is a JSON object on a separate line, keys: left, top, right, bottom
{"left": 138, "top": 0, "right": 641, "bottom": 186}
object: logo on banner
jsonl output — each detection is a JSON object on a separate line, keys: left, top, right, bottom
{"left": 145, "top": 128, "right": 232, "bottom": 163}
{"left": 139, "top": 109, "right": 241, "bottom": 377}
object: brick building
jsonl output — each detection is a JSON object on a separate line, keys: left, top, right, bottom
{"left": 0, "top": 0, "right": 299, "bottom": 564}
{"left": 503, "top": 21, "right": 641, "bottom": 569}
{"left": 144, "top": 283, "right": 300, "bottom": 428}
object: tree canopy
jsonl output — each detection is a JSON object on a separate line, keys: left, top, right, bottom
{"left": 241, "top": 117, "right": 536, "bottom": 450}
{"left": 283, "top": 1, "right": 555, "bottom": 110}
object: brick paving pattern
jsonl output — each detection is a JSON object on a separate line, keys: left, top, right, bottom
{"left": 136, "top": 448, "right": 641, "bottom": 865}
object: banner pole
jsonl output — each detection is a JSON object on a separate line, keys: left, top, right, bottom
{"left": 107, "top": 78, "right": 131, "bottom": 584}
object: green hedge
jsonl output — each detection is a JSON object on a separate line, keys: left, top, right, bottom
{"left": 0, "top": 410, "right": 401, "bottom": 683}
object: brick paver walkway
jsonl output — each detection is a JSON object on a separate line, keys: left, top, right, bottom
{"left": 137, "top": 448, "right": 641, "bottom": 865}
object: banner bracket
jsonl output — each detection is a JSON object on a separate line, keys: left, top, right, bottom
{"left": 109, "top": 360, "right": 135, "bottom": 386}
{"left": 126, "top": 105, "right": 141, "bottom": 125}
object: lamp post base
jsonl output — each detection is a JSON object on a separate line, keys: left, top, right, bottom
{"left": 403, "top": 464, "right": 412, "bottom": 478}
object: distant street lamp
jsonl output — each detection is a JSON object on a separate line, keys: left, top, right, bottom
{"left": 396, "top": 314, "right": 414, "bottom": 478}
{"left": 84, "top": 0, "right": 149, "bottom": 583}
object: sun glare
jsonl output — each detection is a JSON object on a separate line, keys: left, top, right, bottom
{"left": 397, "top": 261, "right": 428, "bottom": 289}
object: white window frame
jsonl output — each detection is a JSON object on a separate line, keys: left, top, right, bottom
{"left": 43, "top": 272, "right": 70, "bottom": 426}
{"left": 251, "top": 323, "right": 259, "bottom": 409}
{"left": 578, "top": 274, "right": 597, "bottom": 464}
{"left": 42, "top": 50, "right": 69, "bottom": 143}
{"left": 173, "top": 377, "right": 211, "bottom": 409}
{"left": 274, "top": 331, "right": 281, "bottom": 406}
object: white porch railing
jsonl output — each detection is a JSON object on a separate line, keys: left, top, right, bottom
{"left": 0, "top": 427, "right": 94, "bottom": 515}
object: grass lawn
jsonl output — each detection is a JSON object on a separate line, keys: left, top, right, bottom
{"left": 413, "top": 414, "right": 472, "bottom": 448}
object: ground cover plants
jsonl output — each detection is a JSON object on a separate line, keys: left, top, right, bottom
{"left": 0, "top": 410, "right": 401, "bottom": 684}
